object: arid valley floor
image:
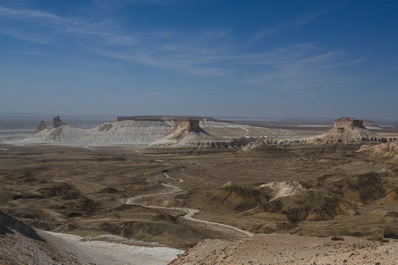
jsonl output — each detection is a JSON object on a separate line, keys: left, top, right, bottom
{"left": 2, "top": 117, "right": 398, "bottom": 264}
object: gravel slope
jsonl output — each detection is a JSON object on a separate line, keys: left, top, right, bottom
{"left": 170, "top": 234, "right": 398, "bottom": 265}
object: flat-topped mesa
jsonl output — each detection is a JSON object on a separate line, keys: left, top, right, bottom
{"left": 35, "top": 121, "right": 47, "bottom": 133}
{"left": 52, "top": 116, "right": 68, "bottom": 128}
{"left": 174, "top": 119, "right": 201, "bottom": 132}
{"left": 116, "top": 116, "right": 213, "bottom": 122}
{"left": 310, "top": 116, "right": 379, "bottom": 144}
{"left": 334, "top": 117, "right": 365, "bottom": 130}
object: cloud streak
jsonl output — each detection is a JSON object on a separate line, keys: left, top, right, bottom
{"left": 0, "top": 4, "right": 366, "bottom": 92}
{"left": 0, "top": 27, "right": 52, "bottom": 44}
{"left": 249, "top": 3, "right": 342, "bottom": 42}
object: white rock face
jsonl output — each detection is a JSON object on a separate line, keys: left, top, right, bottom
{"left": 20, "top": 120, "right": 174, "bottom": 146}
{"left": 18, "top": 119, "right": 255, "bottom": 147}
{"left": 17, "top": 118, "right": 316, "bottom": 147}
{"left": 200, "top": 120, "right": 249, "bottom": 129}
{"left": 258, "top": 181, "right": 307, "bottom": 200}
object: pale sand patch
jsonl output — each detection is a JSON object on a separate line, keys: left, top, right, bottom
{"left": 43, "top": 231, "right": 184, "bottom": 265}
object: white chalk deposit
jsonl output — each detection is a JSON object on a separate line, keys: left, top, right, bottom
{"left": 19, "top": 120, "right": 174, "bottom": 146}
{"left": 44, "top": 231, "right": 183, "bottom": 265}
{"left": 16, "top": 119, "right": 260, "bottom": 147}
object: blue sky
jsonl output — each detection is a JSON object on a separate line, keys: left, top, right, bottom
{"left": 0, "top": 0, "right": 397, "bottom": 119}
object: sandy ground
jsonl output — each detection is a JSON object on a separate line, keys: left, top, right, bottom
{"left": 171, "top": 234, "right": 398, "bottom": 265}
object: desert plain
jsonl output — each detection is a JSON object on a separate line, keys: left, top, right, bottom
{"left": 1, "top": 117, "right": 398, "bottom": 264}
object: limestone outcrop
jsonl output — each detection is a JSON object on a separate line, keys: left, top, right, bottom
{"left": 241, "top": 117, "right": 393, "bottom": 149}
{"left": 35, "top": 121, "right": 47, "bottom": 133}
{"left": 52, "top": 116, "right": 67, "bottom": 128}
{"left": 151, "top": 118, "right": 249, "bottom": 148}
{"left": 333, "top": 117, "right": 365, "bottom": 130}
{"left": 116, "top": 116, "right": 212, "bottom": 122}
{"left": 312, "top": 117, "right": 377, "bottom": 143}
{"left": 174, "top": 120, "right": 201, "bottom": 132}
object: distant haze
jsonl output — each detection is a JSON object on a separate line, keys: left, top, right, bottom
{"left": 0, "top": 0, "right": 397, "bottom": 120}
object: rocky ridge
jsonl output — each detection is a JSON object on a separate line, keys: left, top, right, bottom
{"left": 150, "top": 118, "right": 250, "bottom": 148}
{"left": 35, "top": 121, "right": 47, "bottom": 133}
{"left": 21, "top": 116, "right": 255, "bottom": 147}
{"left": 242, "top": 117, "right": 396, "bottom": 151}
{"left": 52, "top": 116, "right": 68, "bottom": 128}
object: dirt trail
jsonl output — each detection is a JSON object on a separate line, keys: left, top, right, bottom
{"left": 126, "top": 173, "right": 253, "bottom": 237}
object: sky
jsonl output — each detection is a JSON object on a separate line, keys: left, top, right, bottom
{"left": 0, "top": 0, "right": 397, "bottom": 119}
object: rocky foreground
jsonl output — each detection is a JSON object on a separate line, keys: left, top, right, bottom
{"left": 170, "top": 234, "right": 398, "bottom": 265}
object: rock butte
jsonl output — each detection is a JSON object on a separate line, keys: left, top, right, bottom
{"left": 25, "top": 115, "right": 255, "bottom": 147}
{"left": 36, "top": 121, "right": 47, "bottom": 133}
{"left": 52, "top": 116, "right": 68, "bottom": 128}
{"left": 173, "top": 120, "right": 201, "bottom": 133}
{"left": 334, "top": 117, "right": 366, "bottom": 130}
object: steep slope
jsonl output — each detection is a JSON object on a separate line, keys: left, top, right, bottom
{"left": 19, "top": 116, "right": 258, "bottom": 147}
{"left": 20, "top": 119, "right": 174, "bottom": 146}
{"left": 0, "top": 210, "right": 183, "bottom": 265}
{"left": 0, "top": 210, "right": 81, "bottom": 264}
{"left": 150, "top": 119, "right": 245, "bottom": 147}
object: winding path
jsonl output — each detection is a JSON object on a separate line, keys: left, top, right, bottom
{"left": 126, "top": 172, "right": 253, "bottom": 237}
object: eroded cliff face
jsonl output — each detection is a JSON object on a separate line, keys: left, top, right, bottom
{"left": 36, "top": 121, "right": 47, "bottom": 133}
{"left": 174, "top": 120, "right": 201, "bottom": 132}
{"left": 52, "top": 116, "right": 67, "bottom": 128}
{"left": 334, "top": 117, "right": 365, "bottom": 130}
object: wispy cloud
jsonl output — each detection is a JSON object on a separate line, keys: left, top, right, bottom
{"left": 0, "top": 6, "right": 61, "bottom": 20}
{"left": 0, "top": 50, "right": 52, "bottom": 56}
{"left": 234, "top": 44, "right": 366, "bottom": 90}
{"left": 249, "top": 29, "right": 276, "bottom": 42}
{"left": 0, "top": 27, "right": 52, "bottom": 44}
{"left": 249, "top": 4, "right": 342, "bottom": 42}
{"left": 0, "top": 4, "right": 365, "bottom": 92}
{"left": 292, "top": 7, "right": 335, "bottom": 28}
{"left": 0, "top": 5, "right": 138, "bottom": 46}
{"left": 92, "top": 0, "right": 179, "bottom": 12}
